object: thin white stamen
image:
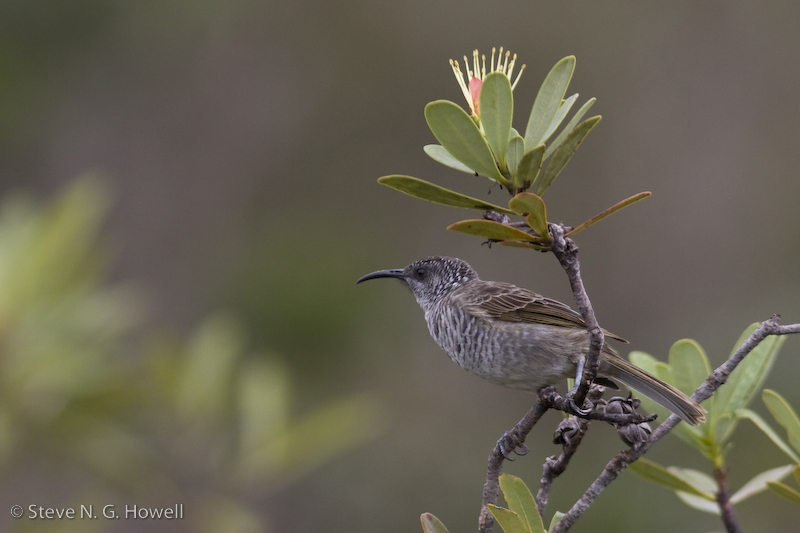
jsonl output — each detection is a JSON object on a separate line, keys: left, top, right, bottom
{"left": 511, "top": 64, "right": 526, "bottom": 90}
{"left": 507, "top": 53, "right": 517, "bottom": 78}
{"left": 450, "top": 59, "right": 472, "bottom": 107}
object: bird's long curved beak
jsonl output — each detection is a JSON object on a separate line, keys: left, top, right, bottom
{"left": 356, "top": 268, "right": 405, "bottom": 284}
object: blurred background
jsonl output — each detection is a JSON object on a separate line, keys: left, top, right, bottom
{"left": 0, "top": 1, "right": 799, "bottom": 532}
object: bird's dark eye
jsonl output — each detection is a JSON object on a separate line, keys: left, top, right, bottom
{"left": 415, "top": 267, "right": 426, "bottom": 280}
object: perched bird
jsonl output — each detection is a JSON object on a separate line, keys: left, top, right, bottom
{"left": 357, "top": 256, "right": 706, "bottom": 425}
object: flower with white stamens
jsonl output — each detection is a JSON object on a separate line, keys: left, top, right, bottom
{"left": 449, "top": 47, "right": 525, "bottom": 116}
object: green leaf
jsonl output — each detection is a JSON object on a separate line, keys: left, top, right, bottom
{"left": 548, "top": 512, "right": 564, "bottom": 533}
{"left": 507, "top": 136, "right": 525, "bottom": 182}
{"left": 516, "top": 144, "right": 546, "bottom": 192}
{"left": 544, "top": 97, "right": 596, "bottom": 160}
{"left": 627, "top": 351, "right": 705, "bottom": 449}
{"left": 730, "top": 465, "right": 795, "bottom": 504}
{"left": 238, "top": 359, "right": 288, "bottom": 454}
{"left": 525, "top": 56, "right": 575, "bottom": 148}
{"left": 668, "top": 466, "right": 717, "bottom": 494}
{"left": 447, "top": 219, "right": 542, "bottom": 242}
{"left": 675, "top": 492, "right": 721, "bottom": 514}
{"left": 378, "top": 175, "right": 514, "bottom": 214}
{"left": 767, "top": 481, "right": 800, "bottom": 505}
{"left": 715, "top": 324, "right": 784, "bottom": 421}
{"left": 565, "top": 192, "right": 651, "bottom": 238}
{"left": 421, "top": 512, "right": 450, "bottom": 533}
{"left": 628, "top": 458, "right": 716, "bottom": 500}
{"left": 667, "top": 467, "right": 721, "bottom": 514}
{"left": 628, "top": 351, "right": 660, "bottom": 375}
{"left": 668, "top": 466, "right": 719, "bottom": 514}
{"left": 424, "top": 145, "right": 477, "bottom": 174}
{"left": 665, "top": 340, "right": 715, "bottom": 446}
{"left": 540, "top": 93, "right": 578, "bottom": 147}
{"left": 763, "top": 389, "right": 800, "bottom": 454}
{"left": 673, "top": 425, "right": 707, "bottom": 455}
{"left": 714, "top": 413, "right": 736, "bottom": 446}
{"left": 500, "top": 474, "right": 545, "bottom": 533}
{"left": 665, "top": 414, "right": 705, "bottom": 450}
{"left": 794, "top": 464, "right": 800, "bottom": 486}
{"left": 424, "top": 100, "right": 508, "bottom": 185}
{"left": 669, "top": 339, "right": 712, "bottom": 396}
{"left": 487, "top": 505, "right": 530, "bottom": 533}
{"left": 508, "top": 193, "right": 549, "bottom": 240}
{"left": 654, "top": 361, "right": 673, "bottom": 384}
{"left": 737, "top": 408, "right": 800, "bottom": 464}
{"left": 480, "top": 72, "right": 514, "bottom": 167}
{"left": 177, "top": 315, "right": 242, "bottom": 422}
{"left": 536, "top": 116, "right": 601, "bottom": 196}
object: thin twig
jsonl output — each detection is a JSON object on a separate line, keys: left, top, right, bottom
{"left": 477, "top": 390, "right": 653, "bottom": 530}
{"left": 536, "top": 387, "right": 605, "bottom": 515}
{"left": 548, "top": 223, "right": 604, "bottom": 407}
{"left": 549, "top": 315, "right": 800, "bottom": 533}
{"left": 478, "top": 386, "right": 651, "bottom": 533}
{"left": 478, "top": 391, "right": 553, "bottom": 533}
{"left": 549, "top": 392, "right": 657, "bottom": 425}
{"left": 480, "top": 223, "right": 639, "bottom": 533}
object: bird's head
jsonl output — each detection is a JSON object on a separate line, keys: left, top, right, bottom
{"left": 357, "top": 256, "right": 478, "bottom": 307}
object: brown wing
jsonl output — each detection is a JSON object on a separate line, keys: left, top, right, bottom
{"left": 460, "top": 281, "right": 628, "bottom": 343}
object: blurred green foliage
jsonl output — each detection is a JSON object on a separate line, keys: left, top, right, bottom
{"left": 0, "top": 177, "right": 379, "bottom": 532}
{"left": 0, "top": 176, "right": 138, "bottom": 468}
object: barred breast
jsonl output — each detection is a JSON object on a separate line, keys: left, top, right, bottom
{"left": 425, "top": 296, "right": 581, "bottom": 392}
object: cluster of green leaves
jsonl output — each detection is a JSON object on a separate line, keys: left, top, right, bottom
{"left": 0, "top": 178, "right": 378, "bottom": 533}
{"left": 378, "top": 56, "right": 649, "bottom": 248}
{"left": 626, "top": 324, "right": 799, "bottom": 513}
{"left": 420, "top": 474, "right": 562, "bottom": 533}
{"left": 740, "top": 390, "right": 800, "bottom": 505}
{"left": 423, "top": 57, "right": 593, "bottom": 195}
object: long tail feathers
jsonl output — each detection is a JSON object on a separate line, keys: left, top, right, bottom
{"left": 602, "top": 356, "right": 707, "bottom": 426}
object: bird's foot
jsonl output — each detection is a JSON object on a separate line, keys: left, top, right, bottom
{"left": 565, "top": 395, "right": 593, "bottom": 417}
{"left": 496, "top": 431, "right": 529, "bottom": 460}
{"left": 564, "top": 358, "right": 594, "bottom": 417}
